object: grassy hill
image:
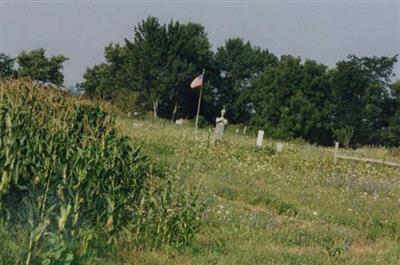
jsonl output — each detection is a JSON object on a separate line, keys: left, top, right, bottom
{"left": 116, "top": 117, "right": 400, "bottom": 264}
{"left": 1, "top": 80, "right": 399, "bottom": 264}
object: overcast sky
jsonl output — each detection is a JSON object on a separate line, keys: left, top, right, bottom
{"left": 1, "top": 0, "right": 399, "bottom": 86}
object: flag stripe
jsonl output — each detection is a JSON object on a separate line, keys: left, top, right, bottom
{"left": 190, "top": 74, "right": 203, "bottom": 89}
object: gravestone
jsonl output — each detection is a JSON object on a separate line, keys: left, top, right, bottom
{"left": 256, "top": 130, "right": 264, "bottom": 148}
{"left": 214, "top": 109, "right": 228, "bottom": 143}
{"left": 276, "top": 142, "right": 283, "bottom": 153}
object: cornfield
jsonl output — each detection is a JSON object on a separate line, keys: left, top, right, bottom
{"left": 0, "top": 80, "right": 202, "bottom": 264}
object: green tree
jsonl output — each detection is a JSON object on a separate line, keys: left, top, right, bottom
{"left": 161, "top": 21, "right": 213, "bottom": 121}
{"left": 17, "top": 48, "right": 68, "bottom": 86}
{"left": 331, "top": 55, "right": 398, "bottom": 145}
{"left": 80, "top": 63, "right": 113, "bottom": 99}
{"left": 0, "top": 53, "right": 15, "bottom": 78}
{"left": 103, "top": 43, "right": 130, "bottom": 91}
{"left": 250, "top": 56, "right": 333, "bottom": 144}
{"left": 80, "top": 17, "right": 214, "bottom": 120}
{"left": 215, "top": 38, "right": 277, "bottom": 123}
{"left": 79, "top": 44, "right": 129, "bottom": 99}
{"left": 124, "top": 16, "right": 167, "bottom": 118}
{"left": 385, "top": 80, "right": 400, "bottom": 145}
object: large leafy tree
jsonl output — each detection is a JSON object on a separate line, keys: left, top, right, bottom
{"left": 124, "top": 16, "right": 167, "bottom": 118}
{"left": 331, "top": 55, "right": 398, "bottom": 145}
{"left": 124, "top": 17, "right": 214, "bottom": 119}
{"left": 0, "top": 53, "right": 16, "bottom": 78}
{"left": 17, "top": 48, "right": 68, "bottom": 86}
{"left": 80, "top": 43, "right": 128, "bottom": 99}
{"left": 81, "top": 16, "right": 214, "bottom": 120}
{"left": 215, "top": 38, "right": 278, "bottom": 123}
{"left": 80, "top": 63, "right": 113, "bottom": 99}
{"left": 161, "top": 21, "right": 213, "bottom": 120}
{"left": 250, "top": 56, "right": 333, "bottom": 144}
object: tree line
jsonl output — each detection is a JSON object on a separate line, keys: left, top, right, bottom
{"left": 1, "top": 48, "right": 68, "bottom": 86}
{"left": 1, "top": 16, "right": 399, "bottom": 147}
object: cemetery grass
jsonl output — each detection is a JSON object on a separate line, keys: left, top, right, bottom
{"left": 115, "top": 117, "right": 400, "bottom": 265}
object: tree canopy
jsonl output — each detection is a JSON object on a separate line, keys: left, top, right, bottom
{"left": 0, "top": 53, "right": 16, "bottom": 78}
{"left": 80, "top": 16, "right": 214, "bottom": 119}
{"left": 17, "top": 48, "right": 68, "bottom": 86}
{"left": 215, "top": 38, "right": 278, "bottom": 123}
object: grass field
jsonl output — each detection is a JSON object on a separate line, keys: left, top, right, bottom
{"left": 113, "top": 117, "right": 400, "bottom": 265}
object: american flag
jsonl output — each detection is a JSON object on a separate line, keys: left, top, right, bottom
{"left": 190, "top": 74, "right": 204, "bottom": 89}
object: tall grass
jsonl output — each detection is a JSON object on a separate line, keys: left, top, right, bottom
{"left": 0, "top": 80, "right": 202, "bottom": 264}
{"left": 118, "top": 117, "right": 400, "bottom": 264}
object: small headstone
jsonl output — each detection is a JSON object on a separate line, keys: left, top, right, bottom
{"left": 214, "top": 109, "right": 228, "bottom": 143}
{"left": 276, "top": 142, "right": 283, "bottom": 153}
{"left": 256, "top": 130, "right": 264, "bottom": 148}
{"left": 243, "top": 126, "right": 247, "bottom": 134}
{"left": 235, "top": 129, "right": 239, "bottom": 134}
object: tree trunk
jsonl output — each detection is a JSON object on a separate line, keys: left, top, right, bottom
{"left": 153, "top": 100, "right": 158, "bottom": 119}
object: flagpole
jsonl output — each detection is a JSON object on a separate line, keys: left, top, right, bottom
{"left": 195, "top": 68, "right": 205, "bottom": 134}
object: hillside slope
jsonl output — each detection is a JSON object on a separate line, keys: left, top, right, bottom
{"left": 118, "top": 118, "right": 400, "bottom": 264}
{"left": 0, "top": 80, "right": 201, "bottom": 265}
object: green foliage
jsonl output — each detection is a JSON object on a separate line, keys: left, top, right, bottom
{"left": 215, "top": 37, "right": 278, "bottom": 123}
{"left": 0, "top": 53, "right": 16, "bottom": 78}
{"left": 79, "top": 63, "right": 114, "bottom": 99}
{"left": 0, "top": 80, "right": 202, "bottom": 264}
{"left": 248, "top": 54, "right": 400, "bottom": 146}
{"left": 331, "top": 55, "right": 398, "bottom": 146}
{"left": 386, "top": 80, "right": 400, "bottom": 145}
{"left": 17, "top": 48, "right": 68, "bottom": 86}
{"left": 131, "top": 179, "right": 204, "bottom": 249}
{"left": 160, "top": 20, "right": 214, "bottom": 121}
{"left": 250, "top": 56, "right": 334, "bottom": 145}
{"left": 334, "top": 126, "right": 354, "bottom": 148}
{"left": 110, "top": 89, "right": 141, "bottom": 114}
{"left": 126, "top": 16, "right": 166, "bottom": 118}
{"left": 80, "top": 16, "right": 214, "bottom": 121}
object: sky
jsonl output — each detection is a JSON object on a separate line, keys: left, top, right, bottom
{"left": 1, "top": 0, "right": 399, "bottom": 86}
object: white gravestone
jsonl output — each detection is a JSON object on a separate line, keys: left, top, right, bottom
{"left": 214, "top": 109, "right": 228, "bottom": 143}
{"left": 276, "top": 142, "right": 283, "bottom": 153}
{"left": 256, "top": 130, "right": 264, "bottom": 148}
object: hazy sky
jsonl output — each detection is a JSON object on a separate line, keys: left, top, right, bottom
{"left": 1, "top": 0, "right": 399, "bottom": 86}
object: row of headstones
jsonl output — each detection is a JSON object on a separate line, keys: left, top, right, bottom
{"left": 215, "top": 110, "right": 284, "bottom": 152}
{"left": 256, "top": 130, "right": 284, "bottom": 153}
{"left": 174, "top": 109, "right": 284, "bottom": 152}
{"left": 214, "top": 120, "right": 283, "bottom": 152}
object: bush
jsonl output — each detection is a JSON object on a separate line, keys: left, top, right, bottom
{"left": 334, "top": 126, "right": 354, "bottom": 148}
{"left": 110, "top": 89, "right": 141, "bottom": 114}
